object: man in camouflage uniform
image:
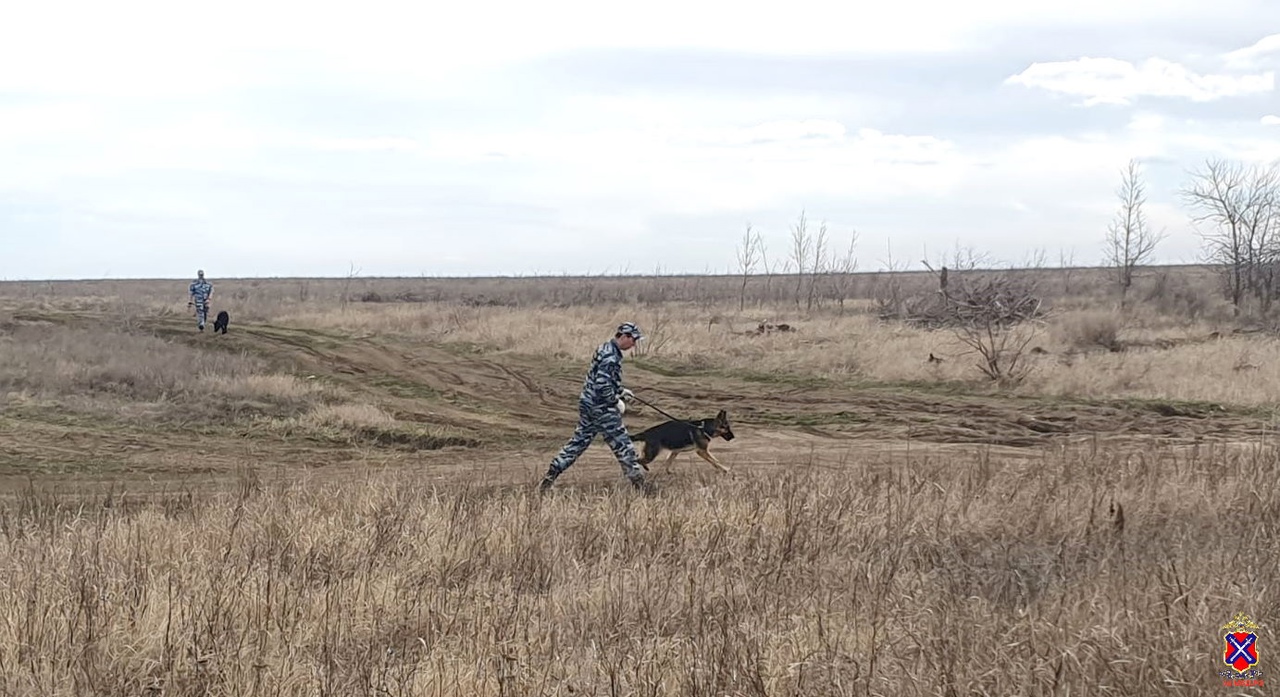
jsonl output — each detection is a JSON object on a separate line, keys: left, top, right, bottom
{"left": 539, "top": 322, "right": 656, "bottom": 496}
{"left": 187, "top": 269, "right": 214, "bottom": 332}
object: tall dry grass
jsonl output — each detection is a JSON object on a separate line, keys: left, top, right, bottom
{"left": 0, "top": 441, "right": 1270, "bottom": 696}
{"left": 274, "top": 300, "right": 1280, "bottom": 406}
{"left": 0, "top": 323, "right": 326, "bottom": 422}
{"left": 3, "top": 263, "right": 1278, "bottom": 409}
{"left": 4, "top": 268, "right": 1276, "bottom": 407}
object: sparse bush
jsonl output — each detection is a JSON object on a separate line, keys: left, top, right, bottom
{"left": 1144, "top": 271, "right": 1214, "bottom": 321}
{"left": 1059, "top": 310, "right": 1124, "bottom": 352}
{"left": 303, "top": 402, "right": 397, "bottom": 429}
{"left": 881, "top": 269, "right": 1048, "bottom": 384}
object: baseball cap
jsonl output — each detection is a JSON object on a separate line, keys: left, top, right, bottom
{"left": 616, "top": 322, "right": 644, "bottom": 340}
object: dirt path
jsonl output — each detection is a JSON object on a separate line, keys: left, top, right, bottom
{"left": 146, "top": 313, "right": 1275, "bottom": 448}
{"left": 3, "top": 309, "right": 1277, "bottom": 493}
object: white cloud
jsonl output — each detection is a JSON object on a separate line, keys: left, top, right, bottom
{"left": 0, "top": 102, "right": 103, "bottom": 146}
{"left": 307, "top": 137, "right": 423, "bottom": 153}
{"left": 1263, "top": 115, "right": 1280, "bottom": 126}
{"left": 1223, "top": 33, "right": 1280, "bottom": 69}
{"left": 1172, "top": 131, "right": 1280, "bottom": 162}
{"left": 681, "top": 119, "right": 849, "bottom": 147}
{"left": 1005, "top": 56, "right": 1274, "bottom": 105}
{"left": 5, "top": 0, "right": 1270, "bottom": 99}
{"left": 1127, "top": 113, "right": 1166, "bottom": 132}
{"left": 421, "top": 111, "right": 968, "bottom": 216}
{"left": 4, "top": 0, "right": 1280, "bottom": 278}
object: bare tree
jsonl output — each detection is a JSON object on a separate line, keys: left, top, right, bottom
{"left": 924, "top": 241, "right": 994, "bottom": 273}
{"left": 872, "top": 238, "right": 910, "bottom": 319}
{"left": 1021, "top": 247, "right": 1050, "bottom": 270}
{"left": 735, "top": 223, "right": 764, "bottom": 311}
{"left": 759, "top": 241, "right": 777, "bottom": 303}
{"left": 806, "top": 219, "right": 829, "bottom": 310}
{"left": 1058, "top": 247, "right": 1077, "bottom": 296}
{"left": 1105, "top": 159, "right": 1164, "bottom": 309}
{"left": 789, "top": 210, "right": 813, "bottom": 309}
{"left": 339, "top": 261, "right": 361, "bottom": 311}
{"left": 1180, "top": 158, "right": 1280, "bottom": 315}
{"left": 826, "top": 230, "right": 861, "bottom": 313}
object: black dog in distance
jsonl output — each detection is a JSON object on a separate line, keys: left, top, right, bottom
{"left": 213, "top": 310, "right": 230, "bottom": 334}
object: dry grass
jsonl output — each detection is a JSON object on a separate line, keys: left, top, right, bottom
{"left": 300, "top": 403, "right": 400, "bottom": 429}
{"left": 0, "top": 266, "right": 1275, "bottom": 694}
{"left": 0, "top": 323, "right": 327, "bottom": 423}
{"left": 0, "top": 440, "right": 1269, "bottom": 696}
{"left": 272, "top": 300, "right": 1280, "bottom": 406}
{"left": 2, "top": 266, "right": 1277, "bottom": 406}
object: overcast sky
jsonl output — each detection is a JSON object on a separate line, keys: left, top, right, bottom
{"left": 2, "top": 0, "right": 1278, "bottom": 279}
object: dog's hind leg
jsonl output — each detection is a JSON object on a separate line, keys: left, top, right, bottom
{"left": 695, "top": 448, "right": 732, "bottom": 474}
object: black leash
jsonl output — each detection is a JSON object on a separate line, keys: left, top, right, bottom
{"left": 626, "top": 393, "right": 702, "bottom": 429}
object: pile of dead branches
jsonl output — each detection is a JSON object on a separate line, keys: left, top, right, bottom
{"left": 880, "top": 274, "right": 1046, "bottom": 330}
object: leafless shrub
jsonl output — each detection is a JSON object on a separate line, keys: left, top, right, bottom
{"left": 1058, "top": 248, "right": 1078, "bottom": 295}
{"left": 1059, "top": 311, "right": 1124, "bottom": 352}
{"left": 1143, "top": 271, "right": 1214, "bottom": 321}
{"left": 823, "top": 229, "right": 861, "bottom": 313}
{"left": 953, "top": 316, "right": 1044, "bottom": 384}
{"left": 632, "top": 306, "right": 672, "bottom": 357}
{"left": 883, "top": 267, "right": 1048, "bottom": 383}
{"left": 339, "top": 262, "right": 361, "bottom": 310}
{"left": 886, "top": 272, "right": 1046, "bottom": 330}
{"left": 871, "top": 240, "right": 913, "bottom": 319}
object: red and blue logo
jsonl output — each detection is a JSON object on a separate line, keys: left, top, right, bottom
{"left": 1220, "top": 612, "right": 1265, "bottom": 687}
{"left": 1226, "top": 630, "right": 1260, "bottom": 672}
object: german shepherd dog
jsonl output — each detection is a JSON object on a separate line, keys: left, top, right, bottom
{"left": 631, "top": 409, "right": 735, "bottom": 474}
{"left": 212, "top": 310, "right": 230, "bottom": 334}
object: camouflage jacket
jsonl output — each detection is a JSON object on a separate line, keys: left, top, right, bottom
{"left": 580, "top": 339, "right": 624, "bottom": 410}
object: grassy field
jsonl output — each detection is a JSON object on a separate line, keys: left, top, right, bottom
{"left": 0, "top": 264, "right": 1275, "bottom": 695}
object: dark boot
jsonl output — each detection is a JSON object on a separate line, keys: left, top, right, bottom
{"left": 538, "top": 471, "right": 558, "bottom": 493}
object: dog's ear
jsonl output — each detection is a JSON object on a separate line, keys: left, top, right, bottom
{"left": 716, "top": 409, "right": 727, "bottom": 421}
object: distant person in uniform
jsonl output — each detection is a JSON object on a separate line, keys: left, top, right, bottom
{"left": 187, "top": 270, "right": 214, "bottom": 332}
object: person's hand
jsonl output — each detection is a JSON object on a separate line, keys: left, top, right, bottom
{"left": 621, "top": 388, "right": 635, "bottom": 402}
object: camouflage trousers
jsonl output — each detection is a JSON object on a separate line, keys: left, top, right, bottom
{"left": 193, "top": 301, "right": 209, "bottom": 329}
{"left": 546, "top": 402, "right": 644, "bottom": 481}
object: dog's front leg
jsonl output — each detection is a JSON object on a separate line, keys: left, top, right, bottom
{"left": 695, "top": 449, "right": 732, "bottom": 474}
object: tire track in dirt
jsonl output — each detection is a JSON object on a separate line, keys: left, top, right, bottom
{"left": 628, "top": 376, "right": 1276, "bottom": 447}
{"left": 11, "top": 309, "right": 1279, "bottom": 453}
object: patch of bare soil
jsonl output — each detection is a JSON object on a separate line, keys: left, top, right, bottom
{"left": 3, "top": 309, "right": 1276, "bottom": 494}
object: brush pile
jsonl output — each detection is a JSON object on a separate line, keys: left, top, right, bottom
{"left": 880, "top": 274, "right": 1046, "bottom": 330}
